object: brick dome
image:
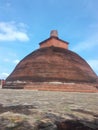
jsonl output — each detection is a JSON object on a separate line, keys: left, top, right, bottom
{"left": 6, "top": 46, "right": 97, "bottom": 83}
{"left": 5, "top": 30, "right": 98, "bottom": 90}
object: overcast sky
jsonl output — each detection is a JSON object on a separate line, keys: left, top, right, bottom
{"left": 0, "top": 0, "right": 98, "bottom": 79}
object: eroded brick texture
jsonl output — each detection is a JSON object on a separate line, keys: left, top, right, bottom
{"left": 4, "top": 34, "right": 98, "bottom": 92}
{"left": 6, "top": 47, "right": 97, "bottom": 83}
{"left": 40, "top": 37, "right": 68, "bottom": 49}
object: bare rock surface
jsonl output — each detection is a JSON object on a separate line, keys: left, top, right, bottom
{"left": 0, "top": 89, "right": 98, "bottom": 129}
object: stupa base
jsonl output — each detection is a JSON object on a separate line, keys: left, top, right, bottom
{"left": 3, "top": 82, "right": 98, "bottom": 93}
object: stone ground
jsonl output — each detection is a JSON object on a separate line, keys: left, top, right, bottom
{"left": 0, "top": 89, "right": 98, "bottom": 130}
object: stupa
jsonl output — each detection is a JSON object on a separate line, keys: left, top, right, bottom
{"left": 4, "top": 30, "right": 98, "bottom": 92}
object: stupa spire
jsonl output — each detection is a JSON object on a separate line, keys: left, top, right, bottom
{"left": 50, "top": 30, "right": 58, "bottom": 37}
{"left": 39, "top": 30, "right": 69, "bottom": 49}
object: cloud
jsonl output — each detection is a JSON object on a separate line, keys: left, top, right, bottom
{"left": 0, "top": 1, "right": 11, "bottom": 8}
{"left": 6, "top": 2, "right": 11, "bottom": 7}
{"left": 3, "top": 58, "right": 10, "bottom": 62}
{"left": 72, "top": 33, "right": 98, "bottom": 52}
{"left": 0, "top": 22, "right": 29, "bottom": 42}
{"left": 1, "top": 72, "right": 9, "bottom": 79}
{"left": 87, "top": 59, "right": 98, "bottom": 75}
{"left": 4, "top": 58, "right": 20, "bottom": 64}
{"left": 71, "top": 22, "right": 98, "bottom": 53}
{"left": 3, "top": 58, "right": 20, "bottom": 64}
{"left": 13, "top": 59, "right": 20, "bottom": 64}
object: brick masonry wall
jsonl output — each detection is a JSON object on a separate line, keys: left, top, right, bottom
{"left": 40, "top": 38, "right": 68, "bottom": 49}
{"left": 6, "top": 47, "right": 97, "bottom": 83}
{"left": 24, "top": 83, "right": 98, "bottom": 93}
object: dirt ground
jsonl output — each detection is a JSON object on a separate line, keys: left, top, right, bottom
{"left": 0, "top": 89, "right": 98, "bottom": 129}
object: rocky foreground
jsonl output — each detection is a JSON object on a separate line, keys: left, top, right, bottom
{"left": 0, "top": 89, "right": 98, "bottom": 130}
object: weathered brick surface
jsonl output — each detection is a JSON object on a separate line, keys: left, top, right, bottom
{"left": 40, "top": 37, "right": 68, "bottom": 49}
{"left": 6, "top": 47, "right": 97, "bottom": 84}
{"left": 4, "top": 82, "right": 98, "bottom": 92}
{"left": 5, "top": 32, "right": 98, "bottom": 93}
{"left": 24, "top": 83, "right": 98, "bottom": 93}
